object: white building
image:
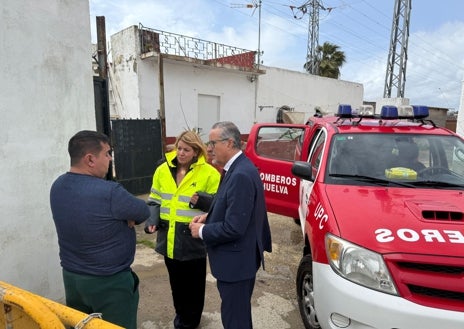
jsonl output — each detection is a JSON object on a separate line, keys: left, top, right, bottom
{"left": 1, "top": 0, "right": 95, "bottom": 299}
{"left": 109, "top": 25, "right": 364, "bottom": 142}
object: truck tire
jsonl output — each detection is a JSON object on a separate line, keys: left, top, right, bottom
{"left": 296, "top": 255, "right": 320, "bottom": 329}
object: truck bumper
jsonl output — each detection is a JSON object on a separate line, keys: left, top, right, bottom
{"left": 313, "top": 262, "right": 464, "bottom": 329}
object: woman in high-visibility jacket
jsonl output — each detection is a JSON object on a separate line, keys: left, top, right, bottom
{"left": 145, "top": 130, "right": 220, "bottom": 329}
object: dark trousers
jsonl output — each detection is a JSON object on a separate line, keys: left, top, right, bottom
{"left": 217, "top": 277, "right": 256, "bottom": 329}
{"left": 62, "top": 268, "right": 139, "bottom": 329}
{"left": 164, "top": 256, "right": 206, "bottom": 329}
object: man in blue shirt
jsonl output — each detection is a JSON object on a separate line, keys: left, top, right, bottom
{"left": 50, "top": 130, "right": 150, "bottom": 329}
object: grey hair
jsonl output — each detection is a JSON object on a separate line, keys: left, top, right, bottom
{"left": 211, "top": 121, "right": 242, "bottom": 149}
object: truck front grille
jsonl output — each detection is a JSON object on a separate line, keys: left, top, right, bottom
{"left": 399, "top": 261, "right": 464, "bottom": 274}
{"left": 408, "top": 284, "right": 464, "bottom": 302}
{"left": 385, "top": 254, "right": 464, "bottom": 312}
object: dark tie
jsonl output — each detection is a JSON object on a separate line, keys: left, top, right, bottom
{"left": 220, "top": 169, "right": 226, "bottom": 185}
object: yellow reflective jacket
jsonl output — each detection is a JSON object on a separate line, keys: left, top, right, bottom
{"left": 148, "top": 151, "right": 220, "bottom": 260}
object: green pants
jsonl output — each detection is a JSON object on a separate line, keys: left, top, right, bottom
{"left": 62, "top": 269, "right": 139, "bottom": 329}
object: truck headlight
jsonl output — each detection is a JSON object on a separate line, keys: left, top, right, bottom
{"left": 325, "top": 234, "right": 398, "bottom": 295}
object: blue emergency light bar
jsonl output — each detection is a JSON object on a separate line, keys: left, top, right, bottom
{"left": 412, "top": 105, "right": 429, "bottom": 119}
{"left": 380, "top": 105, "right": 398, "bottom": 118}
{"left": 337, "top": 104, "right": 353, "bottom": 118}
{"left": 380, "top": 105, "right": 429, "bottom": 119}
{"left": 336, "top": 104, "right": 429, "bottom": 120}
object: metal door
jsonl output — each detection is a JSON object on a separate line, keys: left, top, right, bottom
{"left": 197, "top": 94, "right": 220, "bottom": 141}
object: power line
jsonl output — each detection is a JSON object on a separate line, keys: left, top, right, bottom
{"left": 218, "top": 0, "right": 462, "bottom": 106}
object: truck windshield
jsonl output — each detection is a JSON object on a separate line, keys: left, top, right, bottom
{"left": 326, "top": 133, "right": 464, "bottom": 189}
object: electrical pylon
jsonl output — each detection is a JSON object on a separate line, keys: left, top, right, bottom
{"left": 307, "top": 0, "right": 325, "bottom": 75}
{"left": 292, "top": 1, "right": 325, "bottom": 75}
{"left": 383, "top": 0, "right": 412, "bottom": 98}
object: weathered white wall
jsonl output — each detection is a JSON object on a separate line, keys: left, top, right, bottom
{"left": 110, "top": 26, "right": 147, "bottom": 119}
{"left": 162, "top": 61, "right": 256, "bottom": 134}
{"left": 0, "top": 0, "right": 95, "bottom": 299}
{"left": 256, "top": 66, "right": 364, "bottom": 122}
{"left": 109, "top": 25, "right": 364, "bottom": 139}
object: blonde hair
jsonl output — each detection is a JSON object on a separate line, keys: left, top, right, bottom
{"left": 175, "top": 131, "right": 207, "bottom": 159}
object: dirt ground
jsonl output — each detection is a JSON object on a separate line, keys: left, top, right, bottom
{"left": 132, "top": 211, "right": 306, "bottom": 329}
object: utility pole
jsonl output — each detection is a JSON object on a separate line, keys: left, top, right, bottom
{"left": 158, "top": 54, "right": 167, "bottom": 154}
{"left": 384, "top": 0, "right": 412, "bottom": 98}
{"left": 231, "top": 0, "right": 262, "bottom": 68}
{"left": 95, "top": 16, "right": 110, "bottom": 138}
{"left": 231, "top": 0, "right": 262, "bottom": 124}
{"left": 257, "top": 0, "right": 262, "bottom": 68}
{"left": 96, "top": 16, "right": 112, "bottom": 180}
{"left": 96, "top": 16, "right": 108, "bottom": 80}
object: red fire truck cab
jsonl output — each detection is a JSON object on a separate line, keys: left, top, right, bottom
{"left": 245, "top": 105, "right": 464, "bottom": 329}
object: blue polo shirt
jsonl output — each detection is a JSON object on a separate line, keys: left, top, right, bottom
{"left": 50, "top": 172, "right": 150, "bottom": 275}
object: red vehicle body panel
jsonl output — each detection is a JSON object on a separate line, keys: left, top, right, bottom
{"left": 319, "top": 185, "right": 464, "bottom": 259}
{"left": 245, "top": 123, "right": 309, "bottom": 219}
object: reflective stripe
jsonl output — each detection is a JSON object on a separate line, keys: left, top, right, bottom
{"left": 151, "top": 188, "right": 173, "bottom": 200}
{"left": 160, "top": 208, "right": 203, "bottom": 217}
{"left": 155, "top": 194, "right": 192, "bottom": 204}
{"left": 160, "top": 192, "right": 173, "bottom": 200}
{"left": 176, "top": 209, "right": 203, "bottom": 217}
{"left": 177, "top": 195, "right": 191, "bottom": 203}
{"left": 147, "top": 197, "right": 160, "bottom": 204}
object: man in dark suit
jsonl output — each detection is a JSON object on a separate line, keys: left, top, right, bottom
{"left": 190, "top": 121, "right": 272, "bottom": 329}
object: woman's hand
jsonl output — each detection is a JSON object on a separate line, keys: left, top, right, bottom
{"left": 144, "top": 225, "right": 157, "bottom": 234}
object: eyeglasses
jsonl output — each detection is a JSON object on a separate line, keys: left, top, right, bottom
{"left": 206, "top": 138, "right": 228, "bottom": 148}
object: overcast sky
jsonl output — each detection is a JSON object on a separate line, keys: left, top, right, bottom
{"left": 89, "top": 0, "right": 464, "bottom": 111}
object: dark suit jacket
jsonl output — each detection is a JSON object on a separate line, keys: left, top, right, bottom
{"left": 202, "top": 153, "right": 272, "bottom": 282}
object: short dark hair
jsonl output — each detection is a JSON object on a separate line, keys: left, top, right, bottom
{"left": 211, "top": 121, "right": 242, "bottom": 149}
{"left": 68, "top": 130, "right": 110, "bottom": 166}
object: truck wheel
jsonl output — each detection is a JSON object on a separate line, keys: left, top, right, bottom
{"left": 296, "top": 255, "right": 320, "bottom": 329}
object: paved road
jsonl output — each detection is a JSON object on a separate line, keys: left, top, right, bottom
{"left": 132, "top": 212, "right": 306, "bottom": 329}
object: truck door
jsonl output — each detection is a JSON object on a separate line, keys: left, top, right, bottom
{"left": 245, "top": 123, "right": 308, "bottom": 219}
{"left": 298, "top": 128, "right": 326, "bottom": 234}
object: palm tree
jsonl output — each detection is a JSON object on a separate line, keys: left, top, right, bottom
{"left": 304, "top": 42, "right": 346, "bottom": 79}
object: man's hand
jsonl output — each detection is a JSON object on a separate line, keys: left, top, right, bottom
{"left": 190, "top": 214, "right": 207, "bottom": 238}
{"left": 192, "top": 213, "right": 207, "bottom": 223}
{"left": 189, "top": 222, "right": 203, "bottom": 238}
{"left": 127, "top": 220, "right": 136, "bottom": 228}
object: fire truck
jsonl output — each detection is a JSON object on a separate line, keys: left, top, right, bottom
{"left": 244, "top": 105, "right": 464, "bottom": 329}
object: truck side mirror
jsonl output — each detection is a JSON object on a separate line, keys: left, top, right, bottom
{"left": 291, "top": 161, "right": 314, "bottom": 181}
